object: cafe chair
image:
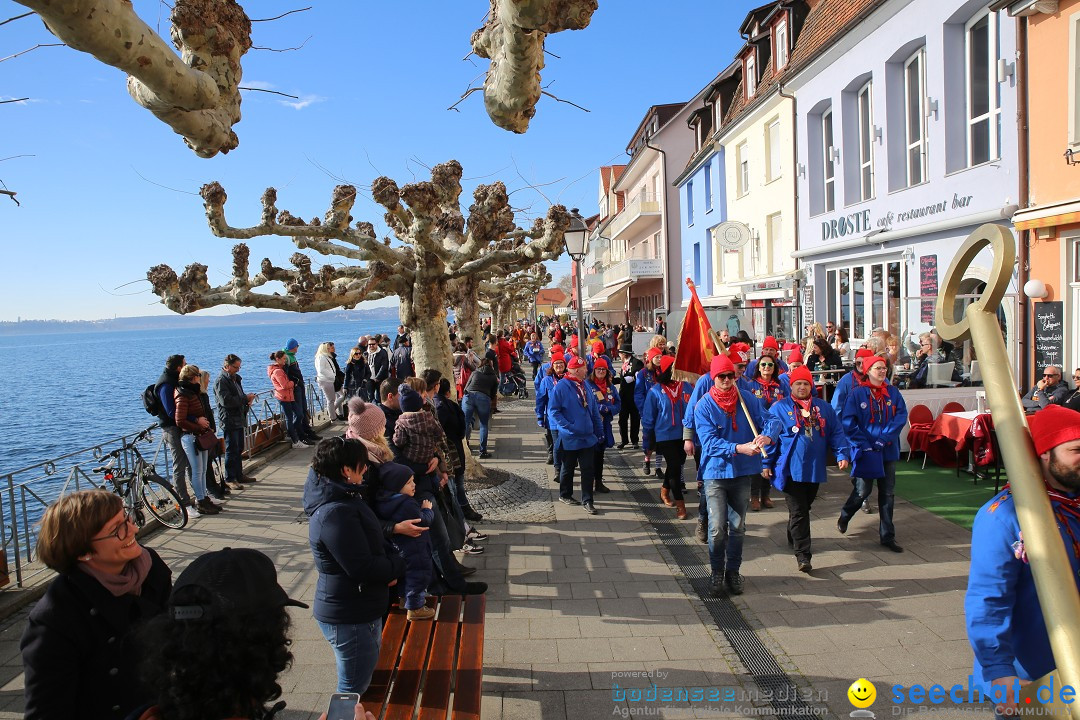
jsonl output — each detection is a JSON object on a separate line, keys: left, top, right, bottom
{"left": 928, "top": 361, "right": 960, "bottom": 388}
{"left": 942, "top": 401, "right": 966, "bottom": 414}
{"left": 906, "top": 404, "right": 935, "bottom": 463}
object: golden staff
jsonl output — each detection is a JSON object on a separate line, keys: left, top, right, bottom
{"left": 935, "top": 224, "right": 1080, "bottom": 716}
{"left": 706, "top": 331, "right": 766, "bottom": 457}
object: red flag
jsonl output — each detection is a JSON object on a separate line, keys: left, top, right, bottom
{"left": 673, "top": 278, "right": 721, "bottom": 383}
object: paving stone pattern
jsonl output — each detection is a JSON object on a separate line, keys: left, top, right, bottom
{"left": 0, "top": 401, "right": 997, "bottom": 719}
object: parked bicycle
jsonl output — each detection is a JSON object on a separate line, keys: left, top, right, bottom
{"left": 91, "top": 425, "right": 188, "bottom": 530}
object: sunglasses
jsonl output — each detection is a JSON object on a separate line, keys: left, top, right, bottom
{"left": 759, "top": 362, "right": 775, "bottom": 368}
{"left": 717, "top": 373, "right": 736, "bottom": 380}
{"left": 1044, "top": 374, "right": 1059, "bottom": 378}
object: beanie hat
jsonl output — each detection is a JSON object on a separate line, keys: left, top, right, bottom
{"left": 658, "top": 355, "right": 676, "bottom": 375}
{"left": 646, "top": 347, "right": 663, "bottom": 365}
{"left": 863, "top": 355, "right": 887, "bottom": 372}
{"left": 787, "top": 348, "right": 804, "bottom": 364}
{"left": 730, "top": 342, "right": 751, "bottom": 362}
{"left": 855, "top": 348, "right": 874, "bottom": 359}
{"left": 763, "top": 336, "right": 779, "bottom": 351}
{"left": 593, "top": 356, "right": 611, "bottom": 373}
{"left": 285, "top": 338, "right": 299, "bottom": 351}
{"left": 346, "top": 397, "right": 386, "bottom": 441}
{"left": 551, "top": 344, "right": 564, "bottom": 355}
{"left": 551, "top": 352, "right": 566, "bottom": 364}
{"left": 710, "top": 354, "right": 735, "bottom": 377}
{"left": 569, "top": 336, "right": 579, "bottom": 348}
{"left": 567, "top": 356, "right": 586, "bottom": 370}
{"left": 398, "top": 384, "right": 423, "bottom": 412}
{"left": 379, "top": 462, "right": 415, "bottom": 494}
{"left": 592, "top": 341, "right": 605, "bottom": 356}
{"left": 1028, "top": 405, "right": 1080, "bottom": 456}
{"left": 729, "top": 349, "right": 747, "bottom": 366}
{"left": 788, "top": 365, "right": 814, "bottom": 386}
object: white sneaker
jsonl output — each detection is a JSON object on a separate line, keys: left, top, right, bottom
{"left": 292, "top": 441, "right": 307, "bottom": 449}
{"left": 187, "top": 505, "right": 201, "bottom": 518}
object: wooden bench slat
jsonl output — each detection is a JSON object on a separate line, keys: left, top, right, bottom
{"left": 361, "top": 609, "right": 409, "bottom": 711}
{"left": 451, "top": 594, "right": 486, "bottom": 720}
{"left": 384, "top": 605, "right": 437, "bottom": 720}
{"left": 417, "top": 596, "right": 463, "bottom": 720}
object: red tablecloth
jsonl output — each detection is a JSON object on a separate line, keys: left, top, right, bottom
{"left": 926, "top": 412, "right": 978, "bottom": 468}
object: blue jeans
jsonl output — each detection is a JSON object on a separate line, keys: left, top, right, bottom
{"left": 316, "top": 618, "right": 382, "bottom": 695}
{"left": 279, "top": 400, "right": 301, "bottom": 442}
{"left": 462, "top": 393, "right": 491, "bottom": 453}
{"left": 161, "top": 425, "right": 191, "bottom": 503}
{"left": 179, "top": 433, "right": 209, "bottom": 501}
{"left": 222, "top": 427, "right": 244, "bottom": 483}
{"left": 703, "top": 475, "right": 752, "bottom": 577}
{"left": 839, "top": 461, "right": 897, "bottom": 544}
{"left": 448, "top": 467, "right": 472, "bottom": 513}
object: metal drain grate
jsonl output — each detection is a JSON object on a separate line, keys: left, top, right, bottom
{"left": 622, "top": 473, "right": 822, "bottom": 718}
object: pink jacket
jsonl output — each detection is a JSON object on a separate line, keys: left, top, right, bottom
{"left": 267, "top": 363, "right": 295, "bottom": 402}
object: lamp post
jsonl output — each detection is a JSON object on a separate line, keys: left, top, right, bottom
{"left": 564, "top": 208, "right": 590, "bottom": 353}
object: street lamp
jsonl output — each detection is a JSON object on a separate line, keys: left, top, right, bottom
{"left": 564, "top": 208, "right": 590, "bottom": 353}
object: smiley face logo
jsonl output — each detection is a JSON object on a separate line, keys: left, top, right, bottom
{"left": 848, "top": 678, "right": 876, "bottom": 708}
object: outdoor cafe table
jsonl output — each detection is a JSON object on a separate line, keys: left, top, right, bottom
{"left": 926, "top": 410, "right": 981, "bottom": 468}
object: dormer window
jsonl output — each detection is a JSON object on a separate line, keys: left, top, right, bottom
{"left": 746, "top": 54, "right": 757, "bottom": 98}
{"left": 775, "top": 19, "right": 789, "bottom": 70}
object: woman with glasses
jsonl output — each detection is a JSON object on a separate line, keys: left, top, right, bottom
{"left": 746, "top": 355, "right": 785, "bottom": 511}
{"left": 21, "top": 490, "right": 172, "bottom": 720}
{"left": 1065, "top": 371, "right": 1080, "bottom": 412}
{"left": 345, "top": 345, "right": 371, "bottom": 408}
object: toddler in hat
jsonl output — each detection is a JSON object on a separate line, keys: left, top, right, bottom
{"left": 375, "top": 463, "right": 436, "bottom": 621}
{"left": 392, "top": 383, "right": 448, "bottom": 499}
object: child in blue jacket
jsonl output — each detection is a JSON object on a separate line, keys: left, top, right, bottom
{"left": 635, "top": 347, "right": 663, "bottom": 477}
{"left": 587, "top": 357, "right": 621, "bottom": 494}
{"left": 374, "top": 463, "right": 435, "bottom": 621}
{"left": 642, "top": 355, "right": 694, "bottom": 517}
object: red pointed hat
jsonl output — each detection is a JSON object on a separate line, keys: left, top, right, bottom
{"left": 1028, "top": 405, "right": 1080, "bottom": 456}
{"left": 788, "top": 365, "right": 813, "bottom": 386}
{"left": 659, "top": 355, "right": 676, "bottom": 374}
{"left": 593, "top": 356, "right": 610, "bottom": 372}
{"left": 646, "top": 347, "right": 663, "bottom": 364}
{"left": 863, "top": 355, "right": 887, "bottom": 371}
{"left": 787, "top": 348, "right": 804, "bottom": 363}
{"left": 550, "top": 352, "right": 566, "bottom": 364}
{"left": 569, "top": 336, "right": 579, "bottom": 348}
{"left": 763, "top": 336, "right": 779, "bottom": 351}
{"left": 567, "top": 356, "right": 586, "bottom": 370}
{"left": 550, "top": 344, "right": 564, "bottom": 355}
{"left": 855, "top": 348, "right": 874, "bottom": 359}
{"left": 711, "top": 354, "right": 735, "bottom": 377}
{"left": 592, "top": 341, "right": 606, "bottom": 355}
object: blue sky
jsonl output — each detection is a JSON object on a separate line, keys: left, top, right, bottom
{"left": 1, "top": 0, "right": 761, "bottom": 321}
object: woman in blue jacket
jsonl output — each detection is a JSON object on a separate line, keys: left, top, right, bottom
{"left": 642, "top": 355, "right": 694, "bottom": 518}
{"left": 535, "top": 352, "right": 566, "bottom": 468}
{"left": 587, "top": 357, "right": 621, "bottom": 494}
{"left": 549, "top": 356, "right": 604, "bottom": 515}
{"left": 635, "top": 347, "right": 663, "bottom": 477}
{"left": 524, "top": 333, "right": 545, "bottom": 380}
{"left": 745, "top": 354, "right": 786, "bottom": 512}
{"left": 764, "top": 365, "right": 849, "bottom": 573}
{"left": 303, "top": 437, "right": 406, "bottom": 694}
{"left": 838, "top": 355, "right": 908, "bottom": 553}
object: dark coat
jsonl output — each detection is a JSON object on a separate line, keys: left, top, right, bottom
{"left": 198, "top": 391, "right": 217, "bottom": 434}
{"left": 345, "top": 358, "right": 370, "bottom": 394}
{"left": 367, "top": 348, "right": 390, "bottom": 384}
{"left": 213, "top": 370, "right": 249, "bottom": 431}
{"left": 20, "top": 549, "right": 172, "bottom": 720}
{"left": 152, "top": 370, "right": 180, "bottom": 428}
{"left": 433, "top": 394, "right": 467, "bottom": 471}
{"left": 391, "top": 346, "right": 413, "bottom": 380}
{"left": 614, "top": 356, "right": 644, "bottom": 403}
{"left": 302, "top": 469, "right": 405, "bottom": 625}
{"left": 374, "top": 491, "right": 433, "bottom": 597}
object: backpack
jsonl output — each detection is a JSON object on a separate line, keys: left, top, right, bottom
{"left": 143, "top": 384, "right": 164, "bottom": 416}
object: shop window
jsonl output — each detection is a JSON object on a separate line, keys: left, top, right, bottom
{"left": 826, "top": 259, "right": 904, "bottom": 343}
{"left": 965, "top": 10, "right": 1001, "bottom": 166}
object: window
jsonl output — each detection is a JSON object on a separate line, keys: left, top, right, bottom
{"left": 686, "top": 181, "right": 694, "bottom": 226}
{"left": 966, "top": 11, "right": 1001, "bottom": 166}
{"left": 653, "top": 232, "right": 662, "bottom": 260}
{"left": 737, "top": 141, "right": 750, "bottom": 196}
{"left": 599, "top": 196, "right": 609, "bottom": 220}
{"left": 766, "top": 119, "right": 782, "bottom": 182}
{"left": 904, "top": 49, "right": 928, "bottom": 186}
{"left": 822, "top": 109, "right": 835, "bottom": 212}
{"left": 1071, "top": 11, "right": 1080, "bottom": 146}
{"left": 746, "top": 54, "right": 757, "bottom": 98}
{"left": 776, "top": 19, "right": 789, "bottom": 70}
{"left": 826, "top": 260, "right": 904, "bottom": 342}
{"left": 857, "top": 82, "right": 874, "bottom": 201}
{"left": 704, "top": 161, "right": 713, "bottom": 212}
{"left": 693, "top": 242, "right": 701, "bottom": 285}
{"left": 763, "top": 212, "right": 781, "bottom": 275}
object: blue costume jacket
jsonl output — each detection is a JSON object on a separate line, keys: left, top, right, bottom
{"left": 534, "top": 372, "right": 562, "bottom": 428}
{"left": 841, "top": 382, "right": 908, "bottom": 469}
{"left": 779, "top": 372, "right": 819, "bottom": 399}
{"left": 745, "top": 357, "right": 788, "bottom": 379}
{"left": 682, "top": 373, "right": 714, "bottom": 444}
{"left": 744, "top": 377, "right": 786, "bottom": 410}
{"left": 533, "top": 361, "right": 552, "bottom": 392}
{"left": 831, "top": 371, "right": 861, "bottom": 415}
{"left": 524, "top": 340, "right": 545, "bottom": 364}
{"left": 634, "top": 367, "right": 658, "bottom": 413}
{"left": 548, "top": 377, "right": 603, "bottom": 451}
{"left": 966, "top": 488, "right": 1080, "bottom": 694}
{"left": 587, "top": 379, "right": 621, "bottom": 448}
{"left": 764, "top": 398, "right": 848, "bottom": 492}
{"left": 694, "top": 389, "right": 772, "bottom": 479}
{"left": 642, "top": 381, "right": 694, "bottom": 444}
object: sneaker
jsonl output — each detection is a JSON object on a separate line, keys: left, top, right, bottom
{"left": 617, "top": 441, "right": 628, "bottom": 449}
{"left": 559, "top": 496, "right": 578, "bottom": 505}
{"left": 695, "top": 518, "right": 708, "bottom": 543}
{"left": 467, "top": 530, "right": 489, "bottom": 542}
{"left": 188, "top": 505, "right": 201, "bottom": 518}
{"left": 407, "top": 606, "right": 436, "bottom": 621}
{"left": 478, "top": 451, "right": 491, "bottom": 459}
{"left": 583, "top": 501, "right": 598, "bottom": 515}
{"left": 798, "top": 559, "right": 813, "bottom": 573}
{"left": 226, "top": 480, "right": 245, "bottom": 491}
{"left": 724, "top": 572, "right": 744, "bottom": 596}
{"left": 196, "top": 498, "right": 221, "bottom": 515}
{"left": 461, "top": 543, "right": 485, "bottom": 555}
{"left": 292, "top": 441, "right": 307, "bottom": 449}
{"left": 655, "top": 466, "right": 663, "bottom": 478}
{"left": 301, "top": 438, "right": 318, "bottom": 446}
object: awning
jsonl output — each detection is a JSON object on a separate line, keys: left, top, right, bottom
{"left": 728, "top": 268, "right": 804, "bottom": 287}
{"left": 1013, "top": 199, "right": 1080, "bottom": 231}
{"left": 700, "top": 294, "right": 738, "bottom": 308}
{"left": 584, "top": 279, "right": 633, "bottom": 310}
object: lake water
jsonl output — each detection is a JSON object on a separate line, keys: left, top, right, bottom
{"left": 0, "top": 319, "right": 397, "bottom": 478}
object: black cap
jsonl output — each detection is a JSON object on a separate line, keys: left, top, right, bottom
{"left": 171, "top": 548, "right": 308, "bottom": 621}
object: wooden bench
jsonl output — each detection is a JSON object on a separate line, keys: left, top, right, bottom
{"left": 361, "top": 594, "right": 486, "bottom": 720}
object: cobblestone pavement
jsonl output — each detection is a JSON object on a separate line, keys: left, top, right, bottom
{"left": 468, "top": 467, "right": 557, "bottom": 524}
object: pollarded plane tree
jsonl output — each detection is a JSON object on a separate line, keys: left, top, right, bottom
{"left": 146, "top": 160, "right": 571, "bottom": 382}
{"left": 484, "top": 264, "right": 551, "bottom": 330}
{"left": 448, "top": 262, "right": 550, "bottom": 343}
{"left": 12, "top": 0, "right": 253, "bottom": 157}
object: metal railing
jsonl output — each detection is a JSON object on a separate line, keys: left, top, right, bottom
{"left": 0, "top": 381, "right": 325, "bottom": 589}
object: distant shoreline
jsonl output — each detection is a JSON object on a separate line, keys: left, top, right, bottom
{"left": 0, "top": 306, "right": 402, "bottom": 337}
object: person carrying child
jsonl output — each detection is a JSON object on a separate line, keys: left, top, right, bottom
{"left": 375, "top": 463, "right": 436, "bottom": 621}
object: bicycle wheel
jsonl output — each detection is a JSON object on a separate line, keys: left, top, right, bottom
{"left": 139, "top": 476, "right": 188, "bottom": 529}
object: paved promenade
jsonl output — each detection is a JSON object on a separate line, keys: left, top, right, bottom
{"left": 0, "top": 398, "right": 992, "bottom": 719}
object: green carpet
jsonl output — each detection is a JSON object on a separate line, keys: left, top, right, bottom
{"left": 894, "top": 459, "right": 1005, "bottom": 531}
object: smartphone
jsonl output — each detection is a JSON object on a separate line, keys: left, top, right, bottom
{"left": 326, "top": 693, "right": 361, "bottom": 720}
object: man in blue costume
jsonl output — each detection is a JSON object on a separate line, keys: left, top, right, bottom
{"left": 966, "top": 405, "right": 1080, "bottom": 715}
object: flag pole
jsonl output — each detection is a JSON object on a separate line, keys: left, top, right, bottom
{"left": 701, "top": 306, "right": 766, "bottom": 458}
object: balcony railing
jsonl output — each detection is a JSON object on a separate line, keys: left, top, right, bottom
{"left": 608, "top": 191, "right": 661, "bottom": 240}
{"left": 603, "top": 257, "right": 666, "bottom": 286}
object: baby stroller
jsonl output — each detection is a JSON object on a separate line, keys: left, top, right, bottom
{"left": 500, "top": 361, "right": 529, "bottom": 399}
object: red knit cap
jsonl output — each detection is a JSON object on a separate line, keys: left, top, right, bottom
{"left": 567, "top": 356, "right": 586, "bottom": 370}
{"left": 729, "top": 350, "right": 747, "bottom": 365}
{"left": 787, "top": 348, "right": 804, "bottom": 363}
{"left": 788, "top": 365, "right": 813, "bottom": 386}
{"left": 551, "top": 352, "right": 566, "bottom": 364}
{"left": 730, "top": 342, "right": 751, "bottom": 363}
{"left": 551, "top": 344, "right": 564, "bottom": 355}
{"left": 646, "top": 347, "right": 663, "bottom": 364}
{"left": 763, "top": 336, "right": 779, "bottom": 351}
{"left": 863, "top": 355, "right": 887, "bottom": 371}
{"left": 569, "top": 336, "right": 579, "bottom": 348}
{"left": 1029, "top": 406, "right": 1080, "bottom": 456}
{"left": 659, "top": 355, "right": 676, "bottom": 374}
{"left": 711, "top": 354, "right": 735, "bottom": 377}
{"left": 593, "top": 356, "right": 610, "bottom": 372}
{"left": 592, "top": 341, "right": 605, "bottom": 355}
{"left": 855, "top": 348, "right": 874, "bottom": 359}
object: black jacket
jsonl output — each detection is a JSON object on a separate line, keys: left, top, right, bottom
{"left": 20, "top": 549, "right": 172, "bottom": 720}
{"left": 152, "top": 369, "right": 180, "bottom": 428}
{"left": 302, "top": 469, "right": 405, "bottom": 624}
{"left": 213, "top": 370, "right": 249, "bottom": 431}
{"left": 464, "top": 367, "right": 499, "bottom": 399}
{"left": 433, "top": 394, "right": 467, "bottom": 471}
{"left": 345, "top": 358, "right": 370, "bottom": 394}
{"left": 614, "top": 356, "right": 644, "bottom": 402}
{"left": 367, "top": 348, "right": 390, "bottom": 384}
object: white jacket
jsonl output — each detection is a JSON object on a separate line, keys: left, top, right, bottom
{"left": 314, "top": 353, "right": 336, "bottom": 383}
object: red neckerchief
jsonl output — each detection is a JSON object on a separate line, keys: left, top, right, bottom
{"left": 755, "top": 377, "right": 781, "bottom": 405}
{"left": 792, "top": 396, "right": 825, "bottom": 437}
{"left": 661, "top": 381, "right": 683, "bottom": 427}
{"left": 859, "top": 378, "right": 894, "bottom": 424}
{"left": 999, "top": 482, "right": 1080, "bottom": 569}
{"left": 564, "top": 374, "right": 588, "bottom": 408}
{"left": 593, "top": 377, "right": 610, "bottom": 394}
{"left": 710, "top": 385, "right": 739, "bottom": 430}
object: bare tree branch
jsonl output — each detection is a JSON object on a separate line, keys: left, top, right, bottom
{"left": 250, "top": 6, "right": 312, "bottom": 22}
{"left": 238, "top": 86, "right": 299, "bottom": 99}
{"left": 0, "top": 43, "right": 63, "bottom": 64}
{"left": 540, "top": 90, "right": 590, "bottom": 114}
{"left": 1, "top": 189, "right": 20, "bottom": 206}
{"left": 0, "top": 11, "right": 33, "bottom": 26}
{"left": 251, "top": 35, "right": 311, "bottom": 53}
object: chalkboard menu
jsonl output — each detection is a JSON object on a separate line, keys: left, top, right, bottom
{"left": 920, "top": 255, "right": 938, "bottom": 323}
{"left": 1033, "top": 301, "right": 1065, "bottom": 373}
